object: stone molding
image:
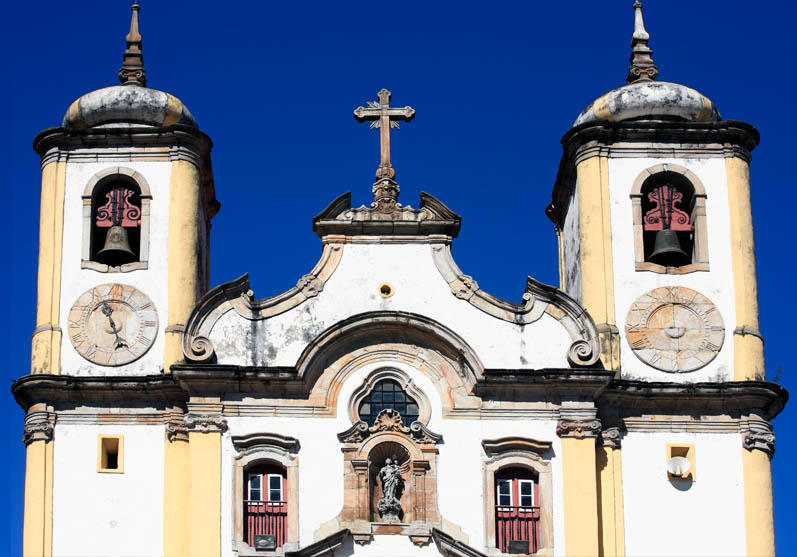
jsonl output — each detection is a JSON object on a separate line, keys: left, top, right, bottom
{"left": 231, "top": 432, "right": 300, "bottom": 455}
{"left": 337, "top": 409, "right": 443, "bottom": 445}
{"left": 432, "top": 528, "right": 488, "bottom": 557}
{"left": 742, "top": 431, "right": 776, "bottom": 457}
{"left": 182, "top": 243, "right": 343, "bottom": 363}
{"left": 184, "top": 413, "right": 227, "bottom": 434}
{"left": 165, "top": 415, "right": 189, "bottom": 442}
{"left": 283, "top": 529, "right": 349, "bottom": 557}
{"left": 312, "top": 191, "right": 461, "bottom": 239}
{"left": 431, "top": 242, "right": 601, "bottom": 368}
{"left": 556, "top": 418, "right": 601, "bottom": 439}
{"left": 481, "top": 437, "right": 552, "bottom": 457}
{"left": 23, "top": 411, "right": 55, "bottom": 445}
{"left": 600, "top": 426, "right": 622, "bottom": 449}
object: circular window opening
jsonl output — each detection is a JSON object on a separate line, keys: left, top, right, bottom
{"left": 379, "top": 282, "right": 394, "bottom": 298}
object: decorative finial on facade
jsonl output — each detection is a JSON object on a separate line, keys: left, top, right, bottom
{"left": 626, "top": 1, "right": 658, "bottom": 83}
{"left": 118, "top": 1, "right": 146, "bottom": 86}
{"left": 354, "top": 89, "right": 415, "bottom": 213}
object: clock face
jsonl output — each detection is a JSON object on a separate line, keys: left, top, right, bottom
{"left": 68, "top": 284, "right": 158, "bottom": 366}
{"left": 625, "top": 286, "right": 724, "bottom": 373}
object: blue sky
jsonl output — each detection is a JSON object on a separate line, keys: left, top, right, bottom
{"left": 1, "top": 0, "right": 795, "bottom": 553}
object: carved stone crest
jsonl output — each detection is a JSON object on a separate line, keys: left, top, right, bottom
{"left": 556, "top": 418, "right": 601, "bottom": 439}
{"left": 743, "top": 431, "right": 776, "bottom": 457}
{"left": 184, "top": 413, "right": 228, "bottom": 434}
{"left": 600, "top": 426, "right": 622, "bottom": 449}
{"left": 337, "top": 409, "right": 442, "bottom": 445}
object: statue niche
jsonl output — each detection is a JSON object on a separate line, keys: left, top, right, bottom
{"left": 334, "top": 408, "right": 442, "bottom": 545}
{"left": 370, "top": 443, "right": 410, "bottom": 523}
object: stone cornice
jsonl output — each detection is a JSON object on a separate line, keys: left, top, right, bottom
{"left": 481, "top": 437, "right": 553, "bottom": 456}
{"left": 11, "top": 373, "right": 787, "bottom": 424}
{"left": 547, "top": 119, "right": 759, "bottom": 227}
{"left": 599, "top": 380, "right": 787, "bottom": 420}
{"left": 11, "top": 374, "right": 185, "bottom": 411}
{"left": 284, "top": 529, "right": 349, "bottom": 557}
{"left": 312, "top": 191, "right": 461, "bottom": 238}
{"left": 33, "top": 124, "right": 212, "bottom": 159}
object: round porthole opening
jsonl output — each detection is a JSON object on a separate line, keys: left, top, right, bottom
{"left": 379, "top": 282, "right": 394, "bottom": 298}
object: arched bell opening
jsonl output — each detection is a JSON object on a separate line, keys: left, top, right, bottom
{"left": 640, "top": 171, "right": 695, "bottom": 267}
{"left": 90, "top": 176, "right": 142, "bottom": 267}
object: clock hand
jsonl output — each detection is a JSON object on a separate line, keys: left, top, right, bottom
{"left": 101, "top": 302, "right": 128, "bottom": 350}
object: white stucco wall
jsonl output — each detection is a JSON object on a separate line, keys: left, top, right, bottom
{"left": 59, "top": 160, "right": 173, "bottom": 376}
{"left": 51, "top": 424, "right": 165, "bottom": 557}
{"left": 221, "top": 360, "right": 565, "bottom": 557}
{"left": 621, "top": 431, "right": 746, "bottom": 556}
{"left": 560, "top": 185, "right": 582, "bottom": 303}
{"left": 608, "top": 155, "right": 736, "bottom": 382}
{"left": 210, "top": 243, "right": 574, "bottom": 371}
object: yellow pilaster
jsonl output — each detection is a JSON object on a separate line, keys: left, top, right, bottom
{"left": 31, "top": 160, "right": 66, "bottom": 375}
{"left": 726, "top": 157, "right": 765, "bottom": 381}
{"left": 742, "top": 447, "right": 775, "bottom": 556}
{"left": 576, "top": 155, "right": 619, "bottom": 371}
{"left": 22, "top": 438, "right": 54, "bottom": 557}
{"left": 164, "top": 159, "right": 203, "bottom": 371}
{"left": 164, "top": 426, "right": 190, "bottom": 557}
{"left": 597, "top": 441, "right": 625, "bottom": 557}
{"left": 562, "top": 436, "right": 600, "bottom": 556}
{"left": 188, "top": 430, "right": 221, "bottom": 557}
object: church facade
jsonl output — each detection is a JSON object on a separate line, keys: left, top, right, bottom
{"left": 14, "top": 3, "right": 786, "bottom": 557}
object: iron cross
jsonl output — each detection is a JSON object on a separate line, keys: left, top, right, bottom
{"left": 354, "top": 89, "right": 415, "bottom": 180}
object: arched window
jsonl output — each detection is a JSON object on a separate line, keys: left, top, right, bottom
{"left": 495, "top": 467, "right": 540, "bottom": 555}
{"left": 245, "top": 463, "right": 288, "bottom": 550}
{"left": 357, "top": 379, "right": 420, "bottom": 426}
{"left": 631, "top": 164, "right": 709, "bottom": 274}
{"left": 82, "top": 167, "right": 151, "bottom": 273}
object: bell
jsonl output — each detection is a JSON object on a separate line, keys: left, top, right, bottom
{"left": 649, "top": 229, "right": 689, "bottom": 266}
{"left": 97, "top": 225, "right": 135, "bottom": 262}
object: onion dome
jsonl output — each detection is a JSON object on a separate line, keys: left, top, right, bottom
{"left": 574, "top": 2, "right": 720, "bottom": 127}
{"left": 61, "top": 2, "right": 197, "bottom": 129}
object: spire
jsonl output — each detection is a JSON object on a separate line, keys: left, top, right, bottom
{"left": 118, "top": 1, "right": 146, "bottom": 87}
{"left": 626, "top": 1, "right": 658, "bottom": 84}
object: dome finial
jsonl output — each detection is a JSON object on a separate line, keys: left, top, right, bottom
{"left": 118, "top": 1, "right": 146, "bottom": 87}
{"left": 626, "top": 1, "right": 658, "bottom": 83}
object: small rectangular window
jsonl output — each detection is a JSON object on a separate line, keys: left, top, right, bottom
{"left": 497, "top": 479, "right": 512, "bottom": 506}
{"left": 97, "top": 435, "right": 124, "bottom": 473}
{"left": 519, "top": 480, "right": 534, "bottom": 507}
{"left": 249, "top": 474, "right": 262, "bottom": 500}
{"left": 268, "top": 474, "right": 283, "bottom": 501}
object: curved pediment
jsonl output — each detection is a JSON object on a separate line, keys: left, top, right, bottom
{"left": 181, "top": 217, "right": 601, "bottom": 376}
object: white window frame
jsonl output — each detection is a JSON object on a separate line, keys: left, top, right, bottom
{"left": 267, "top": 473, "right": 284, "bottom": 502}
{"left": 518, "top": 479, "right": 535, "bottom": 507}
{"left": 496, "top": 478, "right": 512, "bottom": 506}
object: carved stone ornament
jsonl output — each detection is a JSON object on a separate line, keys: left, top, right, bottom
{"left": 23, "top": 412, "right": 55, "bottom": 445}
{"left": 184, "top": 413, "right": 228, "bottom": 434}
{"left": 743, "top": 431, "right": 776, "bottom": 457}
{"left": 556, "top": 418, "right": 601, "bottom": 439}
{"left": 600, "top": 427, "right": 622, "bottom": 449}
{"left": 165, "top": 419, "right": 189, "bottom": 442}
{"left": 296, "top": 274, "right": 324, "bottom": 297}
{"left": 625, "top": 286, "right": 724, "bottom": 373}
{"left": 337, "top": 409, "right": 442, "bottom": 445}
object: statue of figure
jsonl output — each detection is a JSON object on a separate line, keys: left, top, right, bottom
{"left": 377, "top": 456, "right": 404, "bottom": 522}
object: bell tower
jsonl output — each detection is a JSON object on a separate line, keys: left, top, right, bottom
{"left": 23, "top": 4, "right": 217, "bottom": 555}
{"left": 30, "top": 1, "right": 218, "bottom": 379}
{"left": 548, "top": 1, "right": 762, "bottom": 385}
